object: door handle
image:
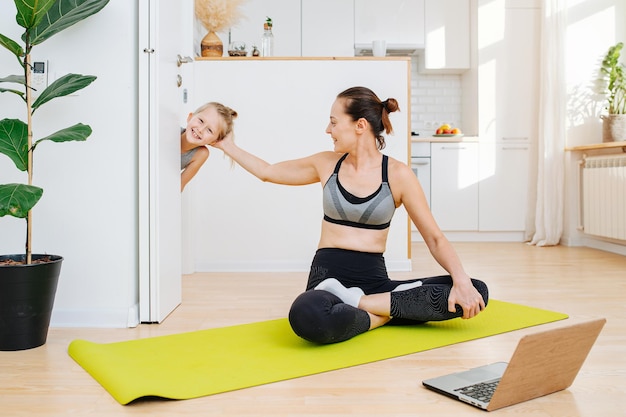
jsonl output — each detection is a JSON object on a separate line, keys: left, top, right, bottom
{"left": 177, "top": 54, "right": 193, "bottom": 67}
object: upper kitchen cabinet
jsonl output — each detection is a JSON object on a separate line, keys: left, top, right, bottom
{"left": 354, "top": 0, "right": 425, "bottom": 49}
{"left": 226, "top": 0, "right": 301, "bottom": 56}
{"left": 494, "top": 6, "right": 540, "bottom": 141}
{"left": 464, "top": 0, "right": 540, "bottom": 142}
{"left": 302, "top": 0, "right": 354, "bottom": 57}
{"left": 421, "top": 0, "right": 470, "bottom": 73}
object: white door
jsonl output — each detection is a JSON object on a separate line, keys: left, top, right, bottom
{"left": 138, "top": 0, "right": 192, "bottom": 322}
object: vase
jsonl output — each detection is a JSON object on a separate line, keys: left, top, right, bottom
{"left": 0, "top": 254, "right": 63, "bottom": 351}
{"left": 601, "top": 114, "right": 626, "bottom": 142}
{"left": 201, "top": 31, "right": 223, "bottom": 57}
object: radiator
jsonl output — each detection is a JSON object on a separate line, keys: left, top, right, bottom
{"left": 581, "top": 154, "right": 626, "bottom": 240}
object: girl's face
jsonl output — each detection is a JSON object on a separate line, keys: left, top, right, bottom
{"left": 185, "top": 106, "right": 223, "bottom": 146}
{"left": 326, "top": 98, "right": 357, "bottom": 151}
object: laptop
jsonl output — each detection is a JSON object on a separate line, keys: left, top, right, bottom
{"left": 422, "top": 318, "right": 606, "bottom": 411}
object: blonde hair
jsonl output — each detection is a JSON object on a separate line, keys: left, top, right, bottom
{"left": 193, "top": 102, "right": 238, "bottom": 141}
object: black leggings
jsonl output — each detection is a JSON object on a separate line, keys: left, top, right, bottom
{"left": 288, "top": 248, "right": 489, "bottom": 344}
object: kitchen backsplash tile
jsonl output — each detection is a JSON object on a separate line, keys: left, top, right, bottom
{"left": 410, "top": 57, "right": 462, "bottom": 136}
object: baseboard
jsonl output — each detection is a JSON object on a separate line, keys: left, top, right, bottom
{"left": 194, "top": 259, "right": 413, "bottom": 273}
{"left": 412, "top": 231, "right": 526, "bottom": 242}
{"left": 561, "top": 232, "right": 626, "bottom": 256}
{"left": 50, "top": 304, "right": 139, "bottom": 328}
{"left": 579, "top": 236, "right": 626, "bottom": 256}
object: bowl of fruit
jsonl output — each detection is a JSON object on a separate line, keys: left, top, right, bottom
{"left": 433, "top": 124, "right": 463, "bottom": 137}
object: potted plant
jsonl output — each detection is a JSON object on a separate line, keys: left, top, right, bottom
{"left": 0, "top": 0, "right": 109, "bottom": 351}
{"left": 599, "top": 42, "right": 626, "bottom": 142}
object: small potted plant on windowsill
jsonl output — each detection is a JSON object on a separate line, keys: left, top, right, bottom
{"left": 0, "top": 0, "right": 109, "bottom": 351}
{"left": 599, "top": 42, "right": 626, "bottom": 142}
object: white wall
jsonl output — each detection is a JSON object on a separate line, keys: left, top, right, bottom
{"left": 562, "top": 0, "right": 626, "bottom": 252}
{"left": 186, "top": 59, "right": 412, "bottom": 272}
{"left": 410, "top": 58, "right": 463, "bottom": 136}
{"left": 0, "top": 1, "right": 140, "bottom": 327}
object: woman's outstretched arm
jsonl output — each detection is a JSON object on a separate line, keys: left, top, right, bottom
{"left": 212, "top": 132, "right": 330, "bottom": 186}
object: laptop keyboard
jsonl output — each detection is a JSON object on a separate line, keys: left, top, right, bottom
{"left": 455, "top": 379, "right": 501, "bottom": 403}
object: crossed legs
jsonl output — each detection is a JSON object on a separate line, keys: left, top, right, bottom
{"left": 288, "top": 276, "right": 489, "bottom": 344}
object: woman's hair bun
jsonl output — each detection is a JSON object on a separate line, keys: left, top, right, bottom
{"left": 382, "top": 98, "right": 399, "bottom": 113}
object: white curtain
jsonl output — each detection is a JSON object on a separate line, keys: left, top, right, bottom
{"left": 526, "top": 0, "right": 568, "bottom": 246}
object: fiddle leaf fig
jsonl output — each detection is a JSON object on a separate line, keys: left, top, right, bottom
{"left": 0, "top": 75, "right": 27, "bottom": 100}
{"left": 28, "top": 0, "right": 110, "bottom": 46}
{"left": 0, "top": 184, "right": 43, "bottom": 219}
{"left": 1, "top": 0, "right": 110, "bottom": 261}
{"left": 14, "top": 0, "right": 57, "bottom": 30}
{"left": 33, "top": 123, "right": 92, "bottom": 150}
{"left": 0, "top": 33, "right": 24, "bottom": 59}
{"left": 0, "top": 118, "right": 28, "bottom": 171}
{"left": 0, "top": 75, "right": 26, "bottom": 85}
{"left": 32, "top": 74, "right": 97, "bottom": 112}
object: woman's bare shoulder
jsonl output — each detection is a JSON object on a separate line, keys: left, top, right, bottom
{"left": 309, "top": 151, "right": 343, "bottom": 182}
{"left": 386, "top": 155, "right": 419, "bottom": 192}
{"left": 307, "top": 151, "right": 343, "bottom": 166}
{"left": 386, "top": 155, "right": 412, "bottom": 175}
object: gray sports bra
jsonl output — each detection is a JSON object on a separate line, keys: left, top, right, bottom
{"left": 323, "top": 153, "right": 395, "bottom": 230}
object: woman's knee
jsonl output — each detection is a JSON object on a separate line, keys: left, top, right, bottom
{"left": 471, "top": 278, "right": 489, "bottom": 305}
{"left": 288, "top": 290, "right": 370, "bottom": 344}
{"left": 288, "top": 291, "right": 338, "bottom": 343}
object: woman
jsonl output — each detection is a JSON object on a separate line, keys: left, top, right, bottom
{"left": 212, "top": 86, "right": 488, "bottom": 344}
{"left": 181, "top": 102, "right": 237, "bottom": 191}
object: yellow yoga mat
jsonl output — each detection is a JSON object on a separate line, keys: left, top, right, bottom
{"left": 68, "top": 300, "right": 568, "bottom": 405}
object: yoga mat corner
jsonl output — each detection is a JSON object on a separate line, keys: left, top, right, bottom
{"left": 68, "top": 300, "right": 568, "bottom": 405}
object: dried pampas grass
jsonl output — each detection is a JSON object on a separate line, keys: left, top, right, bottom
{"left": 195, "top": 0, "right": 246, "bottom": 33}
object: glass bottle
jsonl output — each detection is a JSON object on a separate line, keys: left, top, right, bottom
{"left": 260, "top": 21, "right": 274, "bottom": 57}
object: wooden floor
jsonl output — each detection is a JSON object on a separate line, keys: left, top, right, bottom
{"left": 2, "top": 242, "right": 625, "bottom": 416}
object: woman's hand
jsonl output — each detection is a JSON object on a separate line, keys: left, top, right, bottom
{"left": 210, "top": 131, "right": 233, "bottom": 149}
{"left": 448, "top": 279, "right": 485, "bottom": 319}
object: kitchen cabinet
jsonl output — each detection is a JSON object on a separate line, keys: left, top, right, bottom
{"left": 478, "top": 140, "right": 531, "bottom": 231}
{"left": 301, "top": 0, "right": 354, "bottom": 57}
{"left": 354, "top": 0, "right": 425, "bottom": 47}
{"left": 492, "top": 7, "right": 540, "bottom": 142}
{"left": 470, "top": 1, "right": 540, "bottom": 142}
{"left": 422, "top": 0, "right": 470, "bottom": 72}
{"left": 476, "top": 4, "right": 538, "bottom": 232}
{"left": 430, "top": 142, "right": 479, "bottom": 231}
{"left": 457, "top": 0, "right": 539, "bottom": 234}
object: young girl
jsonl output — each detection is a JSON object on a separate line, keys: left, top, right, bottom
{"left": 181, "top": 102, "right": 237, "bottom": 191}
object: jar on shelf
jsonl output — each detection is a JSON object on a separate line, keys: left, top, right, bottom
{"left": 260, "top": 17, "right": 274, "bottom": 57}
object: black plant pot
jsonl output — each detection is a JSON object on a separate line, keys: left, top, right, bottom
{"left": 0, "top": 254, "right": 63, "bottom": 351}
